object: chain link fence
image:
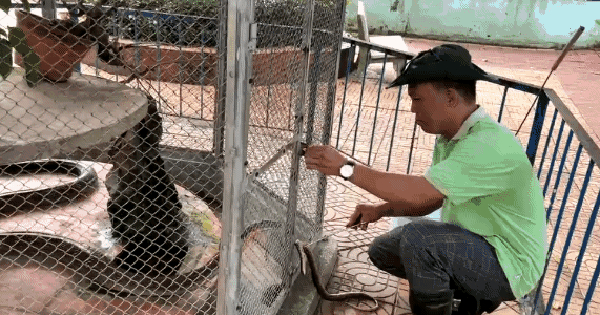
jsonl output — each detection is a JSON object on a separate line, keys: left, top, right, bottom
{"left": 0, "top": 0, "right": 345, "bottom": 314}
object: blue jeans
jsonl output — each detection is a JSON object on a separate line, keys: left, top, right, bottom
{"left": 368, "top": 220, "right": 515, "bottom": 311}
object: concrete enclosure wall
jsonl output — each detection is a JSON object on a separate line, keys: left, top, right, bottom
{"left": 346, "top": 0, "right": 600, "bottom": 48}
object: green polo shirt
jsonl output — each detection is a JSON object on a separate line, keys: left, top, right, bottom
{"left": 425, "top": 106, "right": 546, "bottom": 299}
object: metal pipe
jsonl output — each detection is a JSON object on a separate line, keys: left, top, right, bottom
{"left": 217, "top": 0, "right": 255, "bottom": 313}
{"left": 284, "top": 0, "right": 316, "bottom": 286}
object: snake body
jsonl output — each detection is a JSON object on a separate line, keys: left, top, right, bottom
{"left": 299, "top": 242, "right": 380, "bottom": 312}
{"left": 0, "top": 160, "right": 98, "bottom": 214}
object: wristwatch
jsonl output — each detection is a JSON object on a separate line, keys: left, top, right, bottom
{"left": 339, "top": 160, "right": 355, "bottom": 181}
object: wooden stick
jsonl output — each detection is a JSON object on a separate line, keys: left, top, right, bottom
{"left": 515, "top": 26, "right": 585, "bottom": 135}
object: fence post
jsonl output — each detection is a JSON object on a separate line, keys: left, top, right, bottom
{"left": 213, "top": 0, "right": 229, "bottom": 158}
{"left": 526, "top": 92, "right": 550, "bottom": 165}
{"left": 217, "top": 0, "right": 254, "bottom": 313}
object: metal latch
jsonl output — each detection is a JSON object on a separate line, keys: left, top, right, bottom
{"left": 251, "top": 140, "right": 307, "bottom": 179}
{"left": 249, "top": 23, "right": 257, "bottom": 50}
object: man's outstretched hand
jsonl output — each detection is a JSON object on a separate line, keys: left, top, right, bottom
{"left": 304, "top": 145, "right": 387, "bottom": 230}
{"left": 304, "top": 145, "right": 347, "bottom": 176}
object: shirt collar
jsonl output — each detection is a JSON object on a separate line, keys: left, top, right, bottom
{"left": 450, "top": 106, "right": 487, "bottom": 141}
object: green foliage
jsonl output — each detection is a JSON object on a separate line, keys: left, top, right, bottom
{"left": 7, "top": 27, "right": 40, "bottom": 86}
{"left": 0, "top": 0, "right": 10, "bottom": 13}
{"left": 0, "top": 39, "right": 11, "bottom": 78}
{"left": 0, "top": 0, "right": 41, "bottom": 86}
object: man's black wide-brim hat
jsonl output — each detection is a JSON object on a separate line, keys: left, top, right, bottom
{"left": 388, "top": 44, "right": 488, "bottom": 87}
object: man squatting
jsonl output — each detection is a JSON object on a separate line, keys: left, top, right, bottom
{"left": 304, "top": 44, "right": 546, "bottom": 315}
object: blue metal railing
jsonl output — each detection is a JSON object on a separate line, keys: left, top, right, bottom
{"left": 336, "top": 36, "right": 600, "bottom": 314}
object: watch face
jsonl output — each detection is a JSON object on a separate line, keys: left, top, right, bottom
{"left": 340, "top": 165, "right": 353, "bottom": 177}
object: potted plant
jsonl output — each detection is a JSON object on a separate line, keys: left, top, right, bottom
{"left": 14, "top": 9, "right": 93, "bottom": 82}
{"left": 1, "top": 0, "right": 121, "bottom": 85}
{"left": 0, "top": 0, "right": 41, "bottom": 86}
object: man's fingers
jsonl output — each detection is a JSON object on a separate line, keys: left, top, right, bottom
{"left": 305, "top": 144, "right": 325, "bottom": 156}
{"left": 347, "top": 212, "right": 362, "bottom": 229}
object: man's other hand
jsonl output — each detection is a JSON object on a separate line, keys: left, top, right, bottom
{"left": 304, "top": 145, "right": 347, "bottom": 176}
{"left": 347, "top": 204, "right": 384, "bottom": 230}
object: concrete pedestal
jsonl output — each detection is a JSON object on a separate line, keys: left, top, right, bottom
{"left": 1, "top": 69, "right": 188, "bottom": 275}
{"left": 0, "top": 68, "right": 149, "bottom": 164}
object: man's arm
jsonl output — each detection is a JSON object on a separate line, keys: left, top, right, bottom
{"left": 346, "top": 198, "right": 443, "bottom": 229}
{"left": 349, "top": 163, "right": 445, "bottom": 211}
{"left": 304, "top": 144, "right": 445, "bottom": 216}
{"left": 378, "top": 199, "right": 444, "bottom": 218}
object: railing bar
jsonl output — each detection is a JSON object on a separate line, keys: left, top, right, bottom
{"left": 535, "top": 129, "right": 574, "bottom": 314}
{"left": 545, "top": 89, "right": 600, "bottom": 170}
{"left": 537, "top": 109, "right": 559, "bottom": 179}
{"left": 367, "top": 53, "right": 387, "bottom": 165}
{"left": 342, "top": 36, "right": 415, "bottom": 58}
{"left": 288, "top": 69, "right": 295, "bottom": 131}
{"left": 526, "top": 93, "right": 549, "bottom": 164}
{"left": 386, "top": 86, "right": 403, "bottom": 172}
{"left": 336, "top": 43, "right": 356, "bottom": 149}
{"left": 559, "top": 159, "right": 596, "bottom": 315}
{"left": 198, "top": 25, "right": 208, "bottom": 118}
{"left": 351, "top": 49, "right": 371, "bottom": 156}
{"left": 156, "top": 16, "right": 162, "bottom": 111}
{"left": 497, "top": 86, "right": 508, "bottom": 123}
{"left": 580, "top": 191, "right": 600, "bottom": 315}
{"left": 533, "top": 128, "right": 573, "bottom": 312}
{"left": 71, "top": 7, "right": 80, "bottom": 74}
{"left": 134, "top": 10, "right": 141, "bottom": 90}
{"left": 544, "top": 143, "right": 584, "bottom": 315}
{"left": 406, "top": 121, "right": 418, "bottom": 175}
{"left": 482, "top": 73, "right": 546, "bottom": 95}
{"left": 545, "top": 129, "right": 574, "bottom": 229}
{"left": 265, "top": 48, "right": 273, "bottom": 128}
{"left": 178, "top": 16, "right": 184, "bottom": 117}
{"left": 542, "top": 120, "right": 565, "bottom": 202}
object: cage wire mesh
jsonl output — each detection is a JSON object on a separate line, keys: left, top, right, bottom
{"left": 0, "top": 0, "right": 345, "bottom": 314}
{"left": 239, "top": 0, "right": 346, "bottom": 313}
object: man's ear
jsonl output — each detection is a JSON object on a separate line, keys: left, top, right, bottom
{"left": 445, "top": 88, "right": 460, "bottom": 108}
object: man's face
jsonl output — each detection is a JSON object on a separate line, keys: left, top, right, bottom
{"left": 407, "top": 82, "right": 449, "bottom": 135}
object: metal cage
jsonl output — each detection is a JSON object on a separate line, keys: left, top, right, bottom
{"left": 0, "top": 0, "right": 346, "bottom": 314}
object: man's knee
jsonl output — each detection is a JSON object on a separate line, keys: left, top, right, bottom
{"left": 367, "top": 234, "right": 389, "bottom": 266}
{"left": 397, "top": 222, "right": 429, "bottom": 252}
{"left": 368, "top": 223, "right": 421, "bottom": 262}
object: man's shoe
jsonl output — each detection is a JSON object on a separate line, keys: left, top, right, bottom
{"left": 409, "top": 290, "right": 454, "bottom": 315}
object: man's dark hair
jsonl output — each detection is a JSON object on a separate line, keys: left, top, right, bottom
{"left": 430, "top": 80, "right": 476, "bottom": 103}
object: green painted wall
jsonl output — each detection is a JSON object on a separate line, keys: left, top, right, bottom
{"left": 346, "top": 0, "right": 600, "bottom": 48}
